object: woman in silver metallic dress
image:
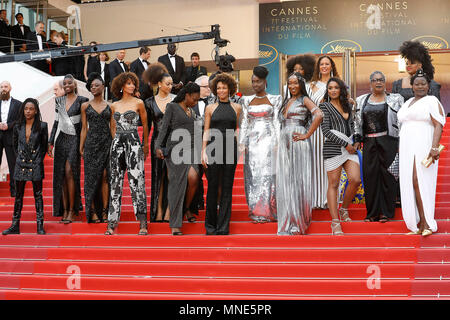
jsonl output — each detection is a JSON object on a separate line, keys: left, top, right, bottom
{"left": 240, "top": 66, "right": 282, "bottom": 223}
{"left": 276, "top": 73, "right": 323, "bottom": 235}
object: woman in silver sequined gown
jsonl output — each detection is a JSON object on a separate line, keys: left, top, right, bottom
{"left": 276, "top": 73, "right": 323, "bottom": 235}
{"left": 240, "top": 66, "right": 282, "bottom": 222}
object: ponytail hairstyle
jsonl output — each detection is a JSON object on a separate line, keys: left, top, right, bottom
{"left": 85, "top": 72, "right": 104, "bottom": 91}
{"left": 17, "top": 98, "right": 42, "bottom": 133}
{"left": 173, "top": 82, "right": 200, "bottom": 103}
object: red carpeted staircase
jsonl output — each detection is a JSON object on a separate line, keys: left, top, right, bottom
{"left": 0, "top": 125, "right": 449, "bottom": 300}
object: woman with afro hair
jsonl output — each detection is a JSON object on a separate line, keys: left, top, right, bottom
{"left": 392, "top": 40, "right": 441, "bottom": 101}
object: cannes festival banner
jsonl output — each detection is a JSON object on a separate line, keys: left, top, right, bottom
{"left": 259, "top": 0, "right": 450, "bottom": 94}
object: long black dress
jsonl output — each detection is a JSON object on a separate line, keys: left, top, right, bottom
{"left": 145, "top": 96, "right": 169, "bottom": 222}
{"left": 154, "top": 102, "right": 202, "bottom": 229}
{"left": 83, "top": 105, "right": 112, "bottom": 222}
{"left": 49, "top": 95, "right": 89, "bottom": 217}
{"left": 205, "top": 101, "right": 238, "bottom": 235}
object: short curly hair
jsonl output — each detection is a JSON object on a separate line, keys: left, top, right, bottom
{"left": 286, "top": 54, "right": 316, "bottom": 82}
{"left": 211, "top": 73, "right": 237, "bottom": 97}
{"left": 111, "top": 72, "right": 139, "bottom": 99}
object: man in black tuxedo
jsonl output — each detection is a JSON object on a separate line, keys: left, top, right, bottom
{"left": 0, "top": 81, "right": 22, "bottom": 197}
{"left": 10, "top": 13, "right": 30, "bottom": 53}
{"left": 157, "top": 43, "right": 186, "bottom": 94}
{"left": 130, "top": 46, "right": 153, "bottom": 100}
{"left": 26, "top": 21, "right": 49, "bottom": 73}
{"left": 109, "top": 49, "right": 129, "bottom": 101}
{"left": 0, "top": 9, "right": 11, "bottom": 54}
{"left": 185, "top": 52, "right": 208, "bottom": 83}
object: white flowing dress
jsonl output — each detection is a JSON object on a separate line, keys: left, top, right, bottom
{"left": 306, "top": 81, "right": 328, "bottom": 208}
{"left": 398, "top": 95, "right": 446, "bottom": 233}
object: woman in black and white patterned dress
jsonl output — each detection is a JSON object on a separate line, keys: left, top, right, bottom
{"left": 320, "top": 77, "right": 360, "bottom": 235}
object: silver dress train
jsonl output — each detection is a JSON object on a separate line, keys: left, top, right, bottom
{"left": 276, "top": 97, "right": 312, "bottom": 235}
{"left": 240, "top": 94, "right": 282, "bottom": 222}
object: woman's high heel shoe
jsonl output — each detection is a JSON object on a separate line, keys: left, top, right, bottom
{"left": 422, "top": 229, "right": 433, "bottom": 237}
{"left": 338, "top": 207, "right": 352, "bottom": 222}
{"left": 101, "top": 208, "right": 108, "bottom": 223}
{"left": 331, "top": 219, "right": 344, "bottom": 235}
{"left": 64, "top": 210, "right": 74, "bottom": 224}
{"left": 104, "top": 221, "right": 116, "bottom": 235}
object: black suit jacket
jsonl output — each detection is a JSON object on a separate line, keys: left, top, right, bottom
{"left": 109, "top": 59, "right": 129, "bottom": 87}
{"left": 0, "top": 18, "right": 11, "bottom": 53}
{"left": 25, "top": 33, "right": 48, "bottom": 72}
{"left": 157, "top": 54, "right": 186, "bottom": 86}
{"left": 10, "top": 24, "right": 30, "bottom": 52}
{"left": 130, "top": 58, "right": 153, "bottom": 100}
{"left": 185, "top": 65, "right": 207, "bottom": 83}
{"left": 13, "top": 121, "right": 48, "bottom": 181}
{"left": 0, "top": 97, "right": 22, "bottom": 145}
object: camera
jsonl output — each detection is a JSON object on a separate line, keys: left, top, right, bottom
{"left": 217, "top": 52, "right": 235, "bottom": 72}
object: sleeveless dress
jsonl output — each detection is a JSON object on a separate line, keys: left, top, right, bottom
{"left": 205, "top": 101, "right": 238, "bottom": 235}
{"left": 306, "top": 81, "right": 328, "bottom": 208}
{"left": 83, "top": 104, "right": 112, "bottom": 222}
{"left": 108, "top": 110, "right": 147, "bottom": 228}
{"left": 276, "top": 97, "right": 313, "bottom": 235}
{"left": 239, "top": 95, "right": 281, "bottom": 222}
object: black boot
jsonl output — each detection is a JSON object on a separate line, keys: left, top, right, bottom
{"left": 2, "top": 197, "right": 23, "bottom": 235}
{"left": 35, "top": 189, "right": 46, "bottom": 235}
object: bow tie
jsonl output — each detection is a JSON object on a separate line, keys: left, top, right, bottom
{"left": 119, "top": 60, "right": 124, "bottom": 64}
{"left": 169, "top": 55, "right": 176, "bottom": 58}
{"left": 143, "top": 60, "right": 149, "bottom": 64}
{"left": 200, "top": 98, "right": 208, "bottom": 104}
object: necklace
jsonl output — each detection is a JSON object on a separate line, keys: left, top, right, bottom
{"left": 254, "top": 94, "right": 267, "bottom": 99}
{"left": 156, "top": 94, "right": 170, "bottom": 101}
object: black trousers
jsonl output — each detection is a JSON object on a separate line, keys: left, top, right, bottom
{"left": 205, "top": 162, "right": 237, "bottom": 234}
{"left": 15, "top": 180, "right": 44, "bottom": 220}
{"left": 0, "top": 137, "right": 16, "bottom": 195}
{"left": 362, "top": 135, "right": 398, "bottom": 219}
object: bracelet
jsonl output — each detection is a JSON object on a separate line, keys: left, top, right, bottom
{"left": 431, "top": 147, "right": 440, "bottom": 152}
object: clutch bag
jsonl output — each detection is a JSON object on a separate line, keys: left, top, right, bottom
{"left": 422, "top": 144, "right": 445, "bottom": 168}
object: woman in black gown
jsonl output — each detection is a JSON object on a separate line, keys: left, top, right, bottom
{"left": 143, "top": 63, "right": 175, "bottom": 222}
{"left": 155, "top": 82, "right": 202, "bottom": 235}
{"left": 202, "top": 73, "right": 242, "bottom": 235}
{"left": 80, "top": 72, "right": 112, "bottom": 223}
{"left": 392, "top": 41, "right": 441, "bottom": 101}
{"left": 48, "top": 74, "right": 89, "bottom": 223}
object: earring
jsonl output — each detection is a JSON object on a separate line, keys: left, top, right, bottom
{"left": 331, "top": 70, "right": 334, "bottom": 78}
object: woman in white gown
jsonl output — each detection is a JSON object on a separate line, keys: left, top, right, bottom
{"left": 306, "top": 55, "right": 340, "bottom": 209}
{"left": 398, "top": 69, "right": 445, "bottom": 236}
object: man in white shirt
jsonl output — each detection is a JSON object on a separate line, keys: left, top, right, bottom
{"left": 11, "top": 13, "right": 31, "bottom": 53}
{"left": 157, "top": 43, "right": 186, "bottom": 94}
{"left": 130, "top": 46, "right": 152, "bottom": 100}
{"left": 0, "top": 81, "right": 22, "bottom": 197}
{"left": 25, "top": 21, "right": 49, "bottom": 73}
{"left": 193, "top": 75, "right": 211, "bottom": 118}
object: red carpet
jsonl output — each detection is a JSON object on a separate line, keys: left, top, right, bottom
{"left": 0, "top": 124, "right": 449, "bottom": 300}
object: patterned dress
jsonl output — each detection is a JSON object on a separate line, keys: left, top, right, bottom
{"left": 107, "top": 110, "right": 147, "bottom": 228}
{"left": 83, "top": 105, "right": 112, "bottom": 222}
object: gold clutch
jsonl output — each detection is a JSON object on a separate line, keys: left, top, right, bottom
{"left": 422, "top": 144, "right": 445, "bottom": 168}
